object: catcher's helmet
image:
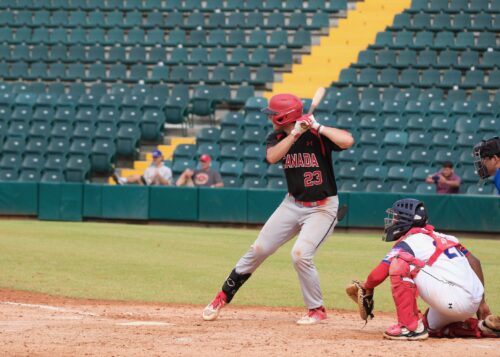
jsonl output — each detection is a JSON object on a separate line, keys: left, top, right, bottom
{"left": 472, "top": 136, "right": 500, "bottom": 179}
{"left": 261, "top": 93, "right": 303, "bottom": 127}
{"left": 383, "top": 198, "right": 428, "bottom": 242}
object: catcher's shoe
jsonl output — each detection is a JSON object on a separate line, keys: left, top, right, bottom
{"left": 202, "top": 291, "right": 227, "bottom": 321}
{"left": 479, "top": 315, "right": 500, "bottom": 337}
{"left": 296, "top": 306, "right": 327, "bottom": 325}
{"left": 383, "top": 320, "right": 429, "bottom": 341}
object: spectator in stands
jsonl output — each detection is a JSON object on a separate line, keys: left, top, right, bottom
{"left": 473, "top": 137, "right": 500, "bottom": 195}
{"left": 113, "top": 149, "right": 173, "bottom": 186}
{"left": 176, "top": 154, "right": 224, "bottom": 188}
{"left": 425, "top": 161, "right": 461, "bottom": 194}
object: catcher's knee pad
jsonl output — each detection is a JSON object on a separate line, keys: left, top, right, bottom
{"left": 389, "top": 257, "right": 419, "bottom": 331}
{"left": 222, "top": 268, "right": 252, "bottom": 303}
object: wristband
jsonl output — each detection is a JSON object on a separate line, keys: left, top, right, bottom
{"left": 318, "top": 125, "right": 324, "bottom": 135}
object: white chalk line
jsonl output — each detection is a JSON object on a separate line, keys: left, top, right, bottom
{"left": 1, "top": 301, "right": 98, "bottom": 316}
{"left": 1, "top": 301, "right": 175, "bottom": 327}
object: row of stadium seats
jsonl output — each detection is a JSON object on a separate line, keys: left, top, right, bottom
{"left": 0, "top": 28, "right": 314, "bottom": 48}
{"left": 0, "top": 46, "right": 294, "bottom": 67}
{"left": 337, "top": 67, "right": 500, "bottom": 89}
{"left": 371, "top": 30, "right": 497, "bottom": 51}
{"left": 0, "top": 10, "right": 332, "bottom": 30}
{"left": 390, "top": 11, "right": 499, "bottom": 31}
{"left": 354, "top": 49, "right": 498, "bottom": 70}
{"left": 0, "top": 0, "right": 348, "bottom": 13}
{"left": 408, "top": 0, "right": 500, "bottom": 14}
{"left": 0, "top": 62, "right": 278, "bottom": 86}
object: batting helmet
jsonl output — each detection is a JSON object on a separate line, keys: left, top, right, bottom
{"left": 383, "top": 198, "right": 428, "bottom": 242}
{"left": 261, "top": 93, "right": 303, "bottom": 127}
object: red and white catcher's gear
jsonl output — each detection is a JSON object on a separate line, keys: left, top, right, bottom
{"left": 262, "top": 93, "right": 303, "bottom": 127}
{"left": 389, "top": 253, "right": 424, "bottom": 332}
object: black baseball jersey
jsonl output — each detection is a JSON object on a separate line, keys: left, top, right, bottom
{"left": 266, "top": 129, "right": 343, "bottom": 202}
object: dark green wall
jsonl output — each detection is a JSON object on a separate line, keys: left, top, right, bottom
{"left": 0, "top": 183, "right": 498, "bottom": 232}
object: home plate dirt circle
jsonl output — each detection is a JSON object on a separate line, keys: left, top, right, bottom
{"left": 0, "top": 289, "right": 497, "bottom": 356}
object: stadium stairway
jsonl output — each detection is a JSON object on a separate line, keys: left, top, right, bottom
{"left": 107, "top": 136, "right": 196, "bottom": 184}
{"left": 269, "top": 0, "right": 411, "bottom": 98}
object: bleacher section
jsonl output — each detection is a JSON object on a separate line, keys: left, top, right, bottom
{"left": 0, "top": 0, "right": 498, "bottom": 196}
{"left": 0, "top": 0, "right": 343, "bottom": 182}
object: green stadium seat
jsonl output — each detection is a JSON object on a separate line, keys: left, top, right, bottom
{"left": 393, "top": 31, "right": 413, "bottom": 49}
{"left": 454, "top": 32, "right": 474, "bottom": 50}
{"left": 265, "top": 12, "right": 285, "bottom": 29}
{"left": 416, "top": 49, "right": 437, "bottom": 69}
{"left": 287, "top": 13, "right": 307, "bottom": 29}
{"left": 390, "top": 182, "right": 417, "bottom": 193}
{"left": 354, "top": 49, "right": 376, "bottom": 68}
{"left": 413, "top": 31, "right": 434, "bottom": 50}
{"left": 376, "top": 49, "right": 397, "bottom": 68}
{"left": 387, "top": 166, "right": 412, "bottom": 182}
{"left": 390, "top": 13, "right": 411, "bottom": 31}
{"left": 466, "top": 184, "right": 495, "bottom": 195}
{"left": 227, "top": 30, "right": 246, "bottom": 47}
{"left": 430, "top": 115, "right": 454, "bottom": 132}
{"left": 408, "top": 131, "right": 432, "bottom": 148}
{"left": 439, "top": 69, "right": 461, "bottom": 89}
{"left": 430, "top": 13, "right": 452, "bottom": 31}
{"left": 432, "top": 132, "right": 457, "bottom": 148}
{"left": 242, "top": 144, "right": 266, "bottom": 162}
{"left": 454, "top": 116, "right": 479, "bottom": 133}
{"left": 477, "top": 102, "right": 499, "bottom": 118}
{"left": 451, "top": 100, "right": 476, "bottom": 115}
{"left": 359, "top": 114, "right": 383, "bottom": 129}
{"left": 267, "top": 178, "right": 286, "bottom": 190}
{"left": 471, "top": 90, "right": 491, "bottom": 104}
{"left": 360, "top": 147, "right": 385, "bottom": 164}
{"left": 339, "top": 180, "right": 363, "bottom": 192}
{"left": 485, "top": 70, "right": 500, "bottom": 89}
{"left": 65, "top": 154, "right": 90, "bottom": 182}
{"left": 413, "top": 167, "right": 433, "bottom": 181}
{"left": 399, "top": 69, "right": 420, "bottom": 87}
{"left": 116, "top": 122, "right": 140, "bottom": 157}
{"left": 243, "top": 161, "right": 267, "bottom": 179}
{"left": 196, "top": 143, "right": 220, "bottom": 161}
{"left": 384, "top": 131, "right": 408, "bottom": 147}
{"left": 358, "top": 68, "right": 378, "bottom": 86}
{"left": 449, "top": 0, "right": 468, "bottom": 13}
{"left": 219, "top": 144, "right": 243, "bottom": 162}
{"left": 434, "top": 149, "right": 459, "bottom": 164}
{"left": 0, "top": 167, "right": 19, "bottom": 181}
{"left": 468, "top": 0, "right": 490, "bottom": 13}
{"left": 419, "top": 69, "right": 440, "bottom": 88}
{"left": 476, "top": 50, "right": 500, "bottom": 69}
{"left": 220, "top": 161, "right": 243, "bottom": 178}
{"left": 69, "top": 137, "right": 92, "bottom": 155}
{"left": 364, "top": 181, "right": 389, "bottom": 192}
{"left": 462, "top": 69, "right": 485, "bottom": 89}
{"left": 288, "top": 30, "right": 311, "bottom": 48}
{"left": 268, "top": 30, "right": 288, "bottom": 48}
{"left": 429, "top": 99, "right": 452, "bottom": 114}
{"left": 429, "top": 0, "right": 448, "bottom": 12}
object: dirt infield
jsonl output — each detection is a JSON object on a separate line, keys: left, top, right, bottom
{"left": 0, "top": 289, "right": 497, "bottom": 357}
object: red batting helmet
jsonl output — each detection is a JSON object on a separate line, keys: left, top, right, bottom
{"left": 261, "top": 93, "right": 303, "bottom": 126}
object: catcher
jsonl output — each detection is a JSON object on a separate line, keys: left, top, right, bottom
{"left": 346, "top": 198, "right": 499, "bottom": 340}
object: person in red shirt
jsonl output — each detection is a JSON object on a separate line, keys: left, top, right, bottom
{"left": 425, "top": 161, "right": 461, "bottom": 194}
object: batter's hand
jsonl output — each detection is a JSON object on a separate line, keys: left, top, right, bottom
{"left": 291, "top": 119, "right": 309, "bottom": 138}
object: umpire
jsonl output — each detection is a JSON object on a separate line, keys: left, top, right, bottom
{"left": 472, "top": 136, "right": 500, "bottom": 194}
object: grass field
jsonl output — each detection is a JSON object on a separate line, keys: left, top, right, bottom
{"left": 0, "top": 219, "right": 498, "bottom": 313}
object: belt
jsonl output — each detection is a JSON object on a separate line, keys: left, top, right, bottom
{"left": 291, "top": 195, "right": 329, "bottom": 207}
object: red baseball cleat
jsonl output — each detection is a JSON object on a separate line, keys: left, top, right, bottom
{"left": 296, "top": 306, "right": 327, "bottom": 325}
{"left": 202, "top": 291, "right": 227, "bottom": 321}
{"left": 383, "top": 320, "right": 429, "bottom": 341}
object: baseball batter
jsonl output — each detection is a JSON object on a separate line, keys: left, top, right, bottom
{"left": 202, "top": 93, "right": 354, "bottom": 324}
{"left": 358, "top": 198, "right": 499, "bottom": 340}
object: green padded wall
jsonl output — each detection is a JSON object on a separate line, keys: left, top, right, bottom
{"left": 198, "top": 187, "right": 247, "bottom": 222}
{"left": 83, "top": 184, "right": 103, "bottom": 218}
{"left": 101, "top": 185, "right": 149, "bottom": 220}
{"left": 0, "top": 182, "right": 38, "bottom": 215}
{"left": 38, "top": 183, "right": 83, "bottom": 221}
{"left": 149, "top": 186, "right": 198, "bottom": 221}
{"left": 247, "top": 188, "right": 286, "bottom": 223}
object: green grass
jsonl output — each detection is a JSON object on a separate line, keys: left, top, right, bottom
{"left": 0, "top": 220, "right": 498, "bottom": 313}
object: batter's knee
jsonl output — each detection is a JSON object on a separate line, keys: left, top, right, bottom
{"left": 251, "top": 243, "right": 273, "bottom": 261}
{"left": 291, "top": 248, "right": 311, "bottom": 268}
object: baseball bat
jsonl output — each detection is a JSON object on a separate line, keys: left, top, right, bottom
{"left": 307, "top": 87, "right": 326, "bottom": 114}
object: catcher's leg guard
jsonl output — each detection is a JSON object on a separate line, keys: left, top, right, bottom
{"left": 222, "top": 268, "right": 252, "bottom": 303}
{"left": 389, "top": 257, "right": 420, "bottom": 331}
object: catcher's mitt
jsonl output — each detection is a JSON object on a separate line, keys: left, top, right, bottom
{"left": 346, "top": 280, "right": 374, "bottom": 323}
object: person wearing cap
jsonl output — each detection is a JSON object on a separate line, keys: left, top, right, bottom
{"left": 425, "top": 161, "right": 461, "bottom": 194}
{"left": 113, "top": 149, "right": 173, "bottom": 186}
{"left": 176, "top": 154, "right": 224, "bottom": 188}
{"left": 473, "top": 136, "right": 500, "bottom": 194}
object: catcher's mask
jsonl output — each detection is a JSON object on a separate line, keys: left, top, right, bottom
{"left": 261, "top": 93, "right": 303, "bottom": 127}
{"left": 383, "top": 198, "right": 428, "bottom": 242}
{"left": 472, "top": 136, "right": 500, "bottom": 179}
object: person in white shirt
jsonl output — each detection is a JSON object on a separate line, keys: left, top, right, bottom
{"left": 113, "top": 149, "right": 172, "bottom": 186}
